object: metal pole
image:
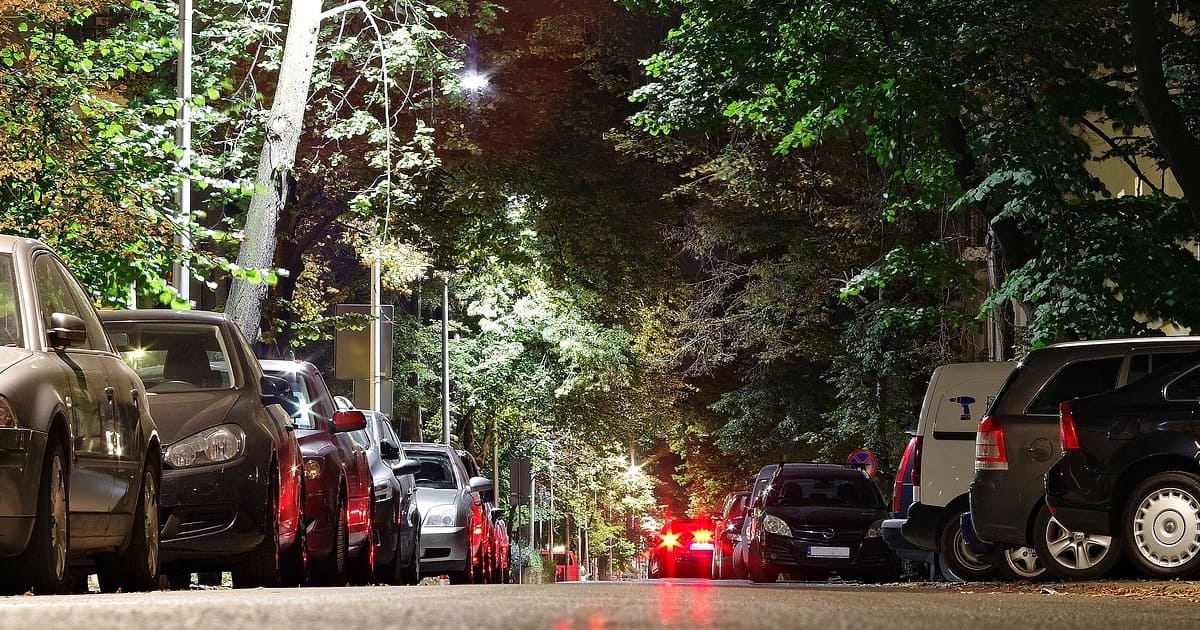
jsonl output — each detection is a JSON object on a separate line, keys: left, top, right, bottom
{"left": 441, "top": 277, "right": 450, "bottom": 444}
{"left": 173, "top": 0, "right": 192, "bottom": 306}
{"left": 369, "top": 255, "right": 381, "bottom": 412}
{"left": 528, "top": 475, "right": 535, "bottom": 583}
{"left": 548, "top": 470, "right": 555, "bottom": 582}
{"left": 493, "top": 418, "right": 500, "bottom": 497}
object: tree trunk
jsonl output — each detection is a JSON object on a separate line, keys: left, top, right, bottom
{"left": 225, "top": 0, "right": 323, "bottom": 343}
{"left": 1128, "top": 0, "right": 1200, "bottom": 219}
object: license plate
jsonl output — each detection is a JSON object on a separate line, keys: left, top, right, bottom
{"left": 689, "top": 542, "right": 715, "bottom": 551}
{"left": 807, "top": 546, "right": 850, "bottom": 558}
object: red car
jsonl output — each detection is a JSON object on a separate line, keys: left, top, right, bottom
{"left": 489, "top": 512, "right": 511, "bottom": 583}
{"left": 260, "top": 360, "right": 373, "bottom": 585}
{"left": 649, "top": 518, "right": 717, "bottom": 579}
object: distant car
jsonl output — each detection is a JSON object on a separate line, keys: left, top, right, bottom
{"left": 743, "top": 463, "right": 897, "bottom": 583}
{"left": 0, "top": 236, "right": 161, "bottom": 594}
{"left": 489, "top": 510, "right": 511, "bottom": 583}
{"left": 712, "top": 491, "right": 749, "bottom": 579}
{"left": 403, "top": 442, "right": 493, "bottom": 583}
{"left": 970, "top": 339, "right": 1200, "bottom": 580}
{"left": 648, "top": 517, "right": 716, "bottom": 579}
{"left": 260, "top": 360, "right": 372, "bottom": 585}
{"left": 540, "top": 548, "right": 580, "bottom": 581}
{"left": 1047, "top": 351, "right": 1200, "bottom": 578}
{"left": 455, "top": 448, "right": 498, "bottom": 582}
{"left": 359, "top": 410, "right": 423, "bottom": 585}
{"left": 100, "top": 311, "right": 306, "bottom": 588}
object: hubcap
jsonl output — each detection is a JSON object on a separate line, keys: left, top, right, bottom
{"left": 1003, "top": 546, "right": 1044, "bottom": 578}
{"left": 50, "top": 455, "right": 67, "bottom": 580}
{"left": 1133, "top": 486, "right": 1200, "bottom": 568}
{"left": 144, "top": 473, "right": 159, "bottom": 574}
{"left": 954, "top": 529, "right": 991, "bottom": 571}
{"left": 1044, "top": 515, "right": 1111, "bottom": 571}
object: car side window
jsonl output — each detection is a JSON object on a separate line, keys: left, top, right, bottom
{"left": 33, "top": 255, "right": 107, "bottom": 351}
{"left": 1166, "top": 367, "right": 1200, "bottom": 400}
{"left": 1128, "top": 352, "right": 1192, "bottom": 385}
{"left": 0, "top": 255, "right": 22, "bottom": 347}
{"left": 1026, "top": 357, "right": 1123, "bottom": 415}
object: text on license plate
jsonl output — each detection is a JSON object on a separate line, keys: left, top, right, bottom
{"left": 807, "top": 546, "right": 850, "bottom": 558}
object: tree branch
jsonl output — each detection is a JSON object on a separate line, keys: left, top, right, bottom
{"left": 1078, "top": 117, "right": 1164, "bottom": 195}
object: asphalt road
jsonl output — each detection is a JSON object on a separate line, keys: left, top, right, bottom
{"left": 0, "top": 579, "right": 1195, "bottom": 630}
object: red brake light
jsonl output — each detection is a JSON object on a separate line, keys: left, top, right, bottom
{"left": 910, "top": 435, "right": 924, "bottom": 489}
{"left": 692, "top": 529, "right": 713, "bottom": 544}
{"left": 1059, "top": 401, "right": 1081, "bottom": 451}
{"left": 893, "top": 435, "right": 919, "bottom": 513}
{"left": 975, "top": 415, "right": 1008, "bottom": 470}
{"left": 659, "top": 531, "right": 680, "bottom": 550}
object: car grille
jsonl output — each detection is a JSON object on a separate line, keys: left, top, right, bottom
{"left": 422, "top": 547, "right": 452, "bottom": 559}
{"left": 790, "top": 527, "right": 862, "bottom": 544}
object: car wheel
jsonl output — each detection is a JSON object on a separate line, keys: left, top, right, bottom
{"left": 311, "top": 498, "right": 349, "bottom": 586}
{"left": 937, "top": 511, "right": 995, "bottom": 582}
{"left": 1032, "top": 504, "right": 1117, "bottom": 580}
{"left": 99, "top": 464, "right": 160, "bottom": 592}
{"left": 233, "top": 478, "right": 283, "bottom": 588}
{"left": 1123, "top": 472, "right": 1200, "bottom": 578}
{"left": 995, "top": 545, "right": 1046, "bottom": 581}
{"left": 732, "top": 543, "right": 748, "bottom": 580}
{"left": 14, "top": 441, "right": 71, "bottom": 594}
{"left": 746, "top": 544, "right": 777, "bottom": 583}
{"left": 648, "top": 555, "right": 662, "bottom": 579}
{"left": 398, "top": 531, "right": 421, "bottom": 585}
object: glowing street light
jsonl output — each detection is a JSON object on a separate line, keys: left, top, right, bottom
{"left": 459, "top": 68, "right": 491, "bottom": 94}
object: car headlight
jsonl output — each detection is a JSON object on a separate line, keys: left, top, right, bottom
{"left": 303, "top": 458, "right": 322, "bottom": 481}
{"left": 865, "top": 520, "right": 883, "bottom": 538}
{"left": 762, "top": 514, "right": 792, "bottom": 538}
{"left": 164, "top": 424, "right": 245, "bottom": 469}
{"left": 0, "top": 397, "right": 17, "bottom": 428}
{"left": 424, "top": 503, "right": 457, "bottom": 527}
{"left": 373, "top": 480, "right": 393, "bottom": 501}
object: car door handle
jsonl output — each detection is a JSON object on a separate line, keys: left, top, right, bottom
{"left": 131, "top": 390, "right": 140, "bottom": 409}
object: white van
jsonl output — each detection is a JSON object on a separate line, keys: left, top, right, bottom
{"left": 891, "top": 361, "right": 1042, "bottom": 581}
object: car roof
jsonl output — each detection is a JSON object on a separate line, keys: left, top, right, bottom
{"left": 98, "top": 309, "right": 232, "bottom": 324}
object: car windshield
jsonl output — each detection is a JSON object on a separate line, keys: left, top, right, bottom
{"left": 409, "top": 451, "right": 458, "bottom": 490}
{"left": 769, "top": 477, "right": 883, "bottom": 509}
{"left": 106, "top": 322, "right": 233, "bottom": 392}
{"left": 0, "top": 255, "right": 20, "bottom": 347}
{"left": 263, "top": 369, "right": 320, "bottom": 430}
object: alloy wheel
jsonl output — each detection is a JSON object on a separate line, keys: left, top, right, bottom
{"left": 143, "top": 473, "right": 160, "bottom": 576}
{"left": 1001, "top": 546, "right": 1043, "bottom": 579}
{"left": 1043, "top": 515, "right": 1112, "bottom": 571}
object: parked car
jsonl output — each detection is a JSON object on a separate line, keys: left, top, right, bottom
{"left": 970, "top": 338, "right": 1200, "bottom": 580}
{"left": 540, "top": 548, "right": 580, "bottom": 581}
{"left": 455, "top": 448, "right": 499, "bottom": 582}
{"left": 881, "top": 431, "right": 937, "bottom": 575}
{"left": 648, "top": 517, "right": 716, "bottom": 579}
{"left": 0, "top": 236, "right": 161, "bottom": 594}
{"left": 712, "top": 491, "right": 749, "bottom": 579}
{"left": 1046, "top": 350, "right": 1200, "bottom": 578}
{"left": 742, "top": 463, "right": 897, "bottom": 583}
{"left": 360, "top": 410, "right": 423, "bottom": 584}
{"left": 260, "top": 360, "right": 373, "bottom": 585}
{"left": 100, "top": 311, "right": 306, "bottom": 588}
{"left": 403, "top": 442, "right": 493, "bottom": 583}
{"left": 489, "top": 509, "right": 511, "bottom": 583}
{"left": 896, "top": 362, "right": 1043, "bottom": 582}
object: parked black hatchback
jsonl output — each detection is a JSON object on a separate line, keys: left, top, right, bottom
{"left": 743, "top": 463, "right": 896, "bottom": 583}
{"left": 1046, "top": 350, "right": 1200, "bottom": 579}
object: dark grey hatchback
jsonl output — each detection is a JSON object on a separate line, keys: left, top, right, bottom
{"left": 0, "top": 236, "right": 161, "bottom": 594}
{"left": 744, "top": 463, "right": 896, "bottom": 583}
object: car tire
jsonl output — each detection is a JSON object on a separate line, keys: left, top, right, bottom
{"left": 98, "top": 464, "right": 160, "bottom": 593}
{"left": 746, "top": 544, "right": 777, "bottom": 583}
{"left": 1123, "top": 471, "right": 1200, "bottom": 579}
{"left": 732, "top": 542, "right": 748, "bottom": 580}
{"left": 233, "top": 478, "right": 283, "bottom": 589}
{"left": 1032, "top": 504, "right": 1117, "bottom": 580}
{"left": 13, "top": 441, "right": 71, "bottom": 595}
{"left": 937, "top": 510, "right": 995, "bottom": 582}
{"left": 994, "top": 545, "right": 1046, "bottom": 581}
{"left": 311, "top": 498, "right": 349, "bottom": 586}
{"left": 279, "top": 480, "right": 307, "bottom": 587}
{"left": 398, "top": 532, "right": 421, "bottom": 585}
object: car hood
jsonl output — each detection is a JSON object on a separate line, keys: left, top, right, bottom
{"left": 766, "top": 506, "right": 884, "bottom": 530}
{"left": 145, "top": 389, "right": 241, "bottom": 444}
{"left": 0, "top": 347, "right": 31, "bottom": 376}
{"left": 413, "top": 487, "right": 463, "bottom": 512}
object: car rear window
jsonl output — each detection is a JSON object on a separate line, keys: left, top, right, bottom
{"left": 1025, "top": 357, "right": 1123, "bottom": 415}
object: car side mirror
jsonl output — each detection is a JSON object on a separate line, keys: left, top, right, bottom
{"left": 468, "top": 476, "right": 494, "bottom": 494}
{"left": 260, "top": 375, "right": 299, "bottom": 416}
{"left": 380, "top": 440, "right": 401, "bottom": 459}
{"left": 332, "top": 409, "right": 367, "bottom": 433}
{"left": 48, "top": 312, "right": 87, "bottom": 348}
{"left": 391, "top": 457, "right": 421, "bottom": 477}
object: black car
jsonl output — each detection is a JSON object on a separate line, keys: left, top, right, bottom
{"left": 968, "top": 337, "right": 1200, "bottom": 580}
{"left": 0, "top": 236, "right": 161, "bottom": 594}
{"left": 712, "top": 491, "right": 749, "bottom": 579}
{"left": 1046, "top": 350, "right": 1200, "bottom": 579}
{"left": 743, "top": 463, "right": 896, "bottom": 583}
{"left": 101, "top": 311, "right": 307, "bottom": 588}
{"left": 357, "top": 410, "right": 422, "bottom": 584}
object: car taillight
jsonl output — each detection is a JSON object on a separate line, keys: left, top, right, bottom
{"left": 692, "top": 529, "right": 713, "bottom": 544}
{"left": 659, "top": 531, "right": 680, "bottom": 549}
{"left": 1060, "top": 401, "right": 1081, "bottom": 451}
{"left": 893, "top": 435, "right": 919, "bottom": 513}
{"left": 910, "top": 435, "right": 924, "bottom": 489}
{"left": 975, "top": 415, "right": 1008, "bottom": 470}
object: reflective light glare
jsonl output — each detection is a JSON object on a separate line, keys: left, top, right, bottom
{"left": 460, "top": 69, "right": 490, "bottom": 92}
{"left": 659, "top": 532, "right": 680, "bottom": 549}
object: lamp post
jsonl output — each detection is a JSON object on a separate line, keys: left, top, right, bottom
{"left": 441, "top": 275, "right": 450, "bottom": 444}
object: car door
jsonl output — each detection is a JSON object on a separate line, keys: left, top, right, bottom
{"left": 32, "top": 253, "right": 119, "bottom": 541}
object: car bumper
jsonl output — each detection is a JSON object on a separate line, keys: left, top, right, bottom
{"left": 969, "top": 471, "right": 1029, "bottom": 546}
{"left": 0, "top": 428, "right": 45, "bottom": 556}
{"left": 899, "top": 502, "right": 943, "bottom": 552}
{"left": 882, "top": 518, "right": 933, "bottom": 562}
{"left": 371, "top": 496, "right": 398, "bottom": 561}
{"left": 758, "top": 533, "right": 896, "bottom": 574}
{"left": 419, "top": 525, "right": 469, "bottom": 574}
{"left": 1044, "top": 456, "right": 1113, "bottom": 535}
{"left": 158, "top": 456, "right": 269, "bottom": 566}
